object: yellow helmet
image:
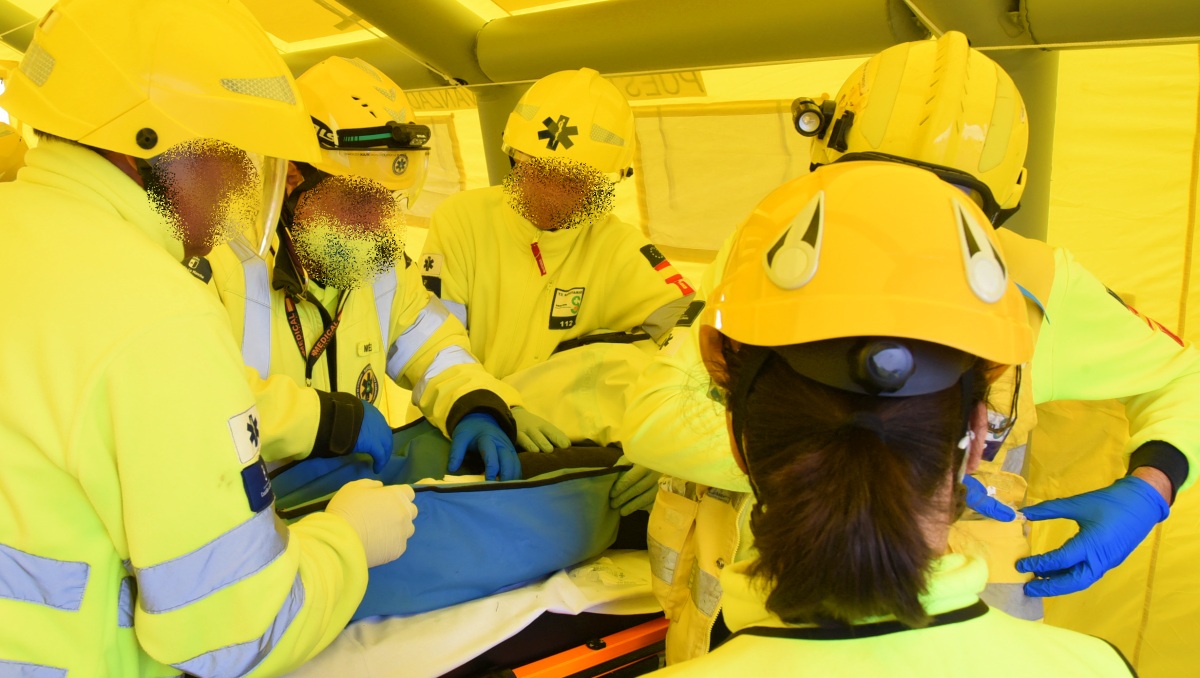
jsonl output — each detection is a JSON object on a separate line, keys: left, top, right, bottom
{"left": 701, "top": 161, "right": 1032, "bottom": 394}
{"left": 805, "top": 31, "right": 1028, "bottom": 225}
{"left": 0, "top": 121, "right": 27, "bottom": 182}
{"left": 0, "top": 0, "right": 318, "bottom": 163}
{"left": 295, "top": 56, "right": 431, "bottom": 198}
{"left": 502, "top": 68, "right": 635, "bottom": 175}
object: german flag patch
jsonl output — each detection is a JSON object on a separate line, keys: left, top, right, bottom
{"left": 640, "top": 244, "right": 695, "bottom": 296}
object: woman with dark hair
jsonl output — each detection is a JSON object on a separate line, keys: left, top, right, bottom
{"left": 652, "top": 161, "right": 1133, "bottom": 676}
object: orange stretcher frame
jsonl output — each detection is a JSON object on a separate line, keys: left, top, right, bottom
{"left": 511, "top": 616, "right": 669, "bottom": 678}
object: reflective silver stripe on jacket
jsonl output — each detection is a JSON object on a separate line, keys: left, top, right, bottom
{"left": 0, "top": 659, "right": 67, "bottom": 677}
{"left": 174, "top": 573, "right": 305, "bottom": 678}
{"left": 373, "top": 268, "right": 398, "bottom": 350}
{"left": 689, "top": 560, "right": 722, "bottom": 617}
{"left": 118, "top": 576, "right": 135, "bottom": 628}
{"left": 647, "top": 534, "right": 679, "bottom": 585}
{"left": 385, "top": 298, "right": 451, "bottom": 381}
{"left": 641, "top": 295, "right": 694, "bottom": 342}
{"left": 0, "top": 543, "right": 88, "bottom": 611}
{"left": 229, "top": 236, "right": 272, "bottom": 379}
{"left": 136, "top": 509, "right": 287, "bottom": 614}
{"left": 411, "top": 346, "right": 475, "bottom": 403}
{"left": 443, "top": 299, "right": 467, "bottom": 329}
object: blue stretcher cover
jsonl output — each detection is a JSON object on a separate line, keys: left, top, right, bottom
{"left": 271, "top": 419, "right": 623, "bottom": 620}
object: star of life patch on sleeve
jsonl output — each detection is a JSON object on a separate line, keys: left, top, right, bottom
{"left": 421, "top": 253, "right": 444, "bottom": 276}
{"left": 227, "top": 405, "right": 262, "bottom": 465}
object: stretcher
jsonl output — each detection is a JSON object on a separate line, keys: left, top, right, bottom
{"left": 274, "top": 420, "right": 665, "bottom": 675}
{"left": 281, "top": 550, "right": 664, "bottom": 678}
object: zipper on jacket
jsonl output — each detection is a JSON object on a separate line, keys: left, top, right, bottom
{"left": 703, "top": 493, "right": 750, "bottom": 653}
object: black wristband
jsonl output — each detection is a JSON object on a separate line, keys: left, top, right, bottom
{"left": 311, "top": 391, "right": 365, "bottom": 458}
{"left": 1127, "top": 440, "right": 1189, "bottom": 502}
{"left": 446, "top": 389, "right": 518, "bottom": 443}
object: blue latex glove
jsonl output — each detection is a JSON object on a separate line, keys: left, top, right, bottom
{"left": 449, "top": 413, "right": 520, "bottom": 481}
{"left": 355, "top": 400, "right": 394, "bottom": 474}
{"left": 610, "top": 456, "right": 661, "bottom": 516}
{"left": 1016, "top": 476, "right": 1169, "bottom": 597}
{"left": 963, "top": 475, "right": 1017, "bottom": 522}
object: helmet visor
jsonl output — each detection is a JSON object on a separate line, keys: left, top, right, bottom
{"left": 143, "top": 139, "right": 280, "bottom": 257}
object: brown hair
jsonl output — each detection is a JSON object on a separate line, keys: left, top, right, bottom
{"left": 720, "top": 341, "right": 990, "bottom": 628}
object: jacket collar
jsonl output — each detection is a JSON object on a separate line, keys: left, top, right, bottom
{"left": 720, "top": 553, "right": 988, "bottom": 634}
{"left": 22, "top": 139, "right": 186, "bottom": 262}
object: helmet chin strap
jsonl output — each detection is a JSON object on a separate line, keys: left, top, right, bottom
{"left": 278, "top": 163, "right": 330, "bottom": 291}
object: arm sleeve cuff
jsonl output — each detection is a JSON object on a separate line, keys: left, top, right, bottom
{"left": 446, "top": 389, "right": 518, "bottom": 442}
{"left": 1127, "top": 440, "right": 1190, "bottom": 501}
{"left": 312, "top": 391, "right": 365, "bottom": 458}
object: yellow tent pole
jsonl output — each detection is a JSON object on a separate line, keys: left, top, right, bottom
{"left": 992, "top": 49, "right": 1060, "bottom": 242}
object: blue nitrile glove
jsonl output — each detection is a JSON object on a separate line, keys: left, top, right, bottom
{"left": 610, "top": 456, "right": 662, "bottom": 516}
{"left": 963, "top": 475, "right": 1017, "bottom": 522}
{"left": 1016, "top": 476, "right": 1170, "bottom": 597}
{"left": 449, "top": 413, "right": 521, "bottom": 481}
{"left": 355, "top": 400, "right": 395, "bottom": 474}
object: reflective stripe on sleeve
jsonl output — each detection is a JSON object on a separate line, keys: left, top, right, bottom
{"left": 646, "top": 534, "right": 679, "bottom": 585}
{"left": 174, "top": 573, "right": 305, "bottom": 678}
{"left": 135, "top": 508, "right": 287, "bottom": 614}
{"left": 410, "top": 346, "right": 475, "bottom": 404}
{"left": 689, "top": 560, "right": 722, "bottom": 617}
{"left": 385, "top": 298, "right": 451, "bottom": 381}
{"left": 0, "top": 543, "right": 89, "bottom": 611}
{"left": 373, "top": 268, "right": 398, "bottom": 350}
{"left": 229, "top": 237, "right": 272, "bottom": 379}
{"left": 0, "top": 659, "right": 67, "bottom": 677}
{"left": 118, "top": 576, "right": 135, "bottom": 628}
{"left": 443, "top": 300, "right": 467, "bottom": 329}
{"left": 641, "top": 295, "right": 695, "bottom": 343}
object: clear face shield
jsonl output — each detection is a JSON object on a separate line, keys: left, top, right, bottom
{"left": 288, "top": 174, "right": 406, "bottom": 290}
{"left": 139, "top": 138, "right": 287, "bottom": 259}
{"left": 502, "top": 154, "right": 617, "bottom": 231}
{"left": 316, "top": 147, "right": 430, "bottom": 215}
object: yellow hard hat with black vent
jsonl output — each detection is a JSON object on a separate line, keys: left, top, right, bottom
{"left": 702, "top": 161, "right": 1032, "bottom": 373}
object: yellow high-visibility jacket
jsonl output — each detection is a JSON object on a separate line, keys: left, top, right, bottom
{"left": 206, "top": 230, "right": 521, "bottom": 463}
{"left": 652, "top": 555, "right": 1133, "bottom": 677}
{"left": 421, "top": 185, "right": 697, "bottom": 381}
{"left": 626, "top": 226, "right": 1200, "bottom": 663}
{"left": 0, "top": 140, "right": 367, "bottom": 677}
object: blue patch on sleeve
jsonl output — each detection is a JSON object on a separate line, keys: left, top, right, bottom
{"left": 242, "top": 458, "right": 275, "bottom": 513}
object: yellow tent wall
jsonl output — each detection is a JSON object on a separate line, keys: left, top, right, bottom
{"left": 1032, "top": 43, "right": 1200, "bottom": 677}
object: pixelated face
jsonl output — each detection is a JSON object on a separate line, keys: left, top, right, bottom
{"left": 290, "top": 174, "right": 405, "bottom": 289}
{"left": 144, "top": 139, "right": 261, "bottom": 258}
{"left": 503, "top": 155, "right": 614, "bottom": 231}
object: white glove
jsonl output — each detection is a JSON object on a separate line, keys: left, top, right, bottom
{"left": 512, "top": 406, "right": 571, "bottom": 453}
{"left": 325, "top": 479, "right": 418, "bottom": 568}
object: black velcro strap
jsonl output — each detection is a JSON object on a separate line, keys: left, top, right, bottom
{"left": 552, "top": 330, "right": 651, "bottom": 356}
{"left": 311, "top": 391, "right": 365, "bottom": 458}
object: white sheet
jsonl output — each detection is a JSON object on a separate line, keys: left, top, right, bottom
{"left": 283, "top": 550, "right": 661, "bottom": 678}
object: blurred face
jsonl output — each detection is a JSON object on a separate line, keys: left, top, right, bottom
{"left": 502, "top": 153, "right": 615, "bottom": 231}
{"left": 290, "top": 174, "right": 405, "bottom": 289}
{"left": 143, "top": 139, "right": 260, "bottom": 258}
